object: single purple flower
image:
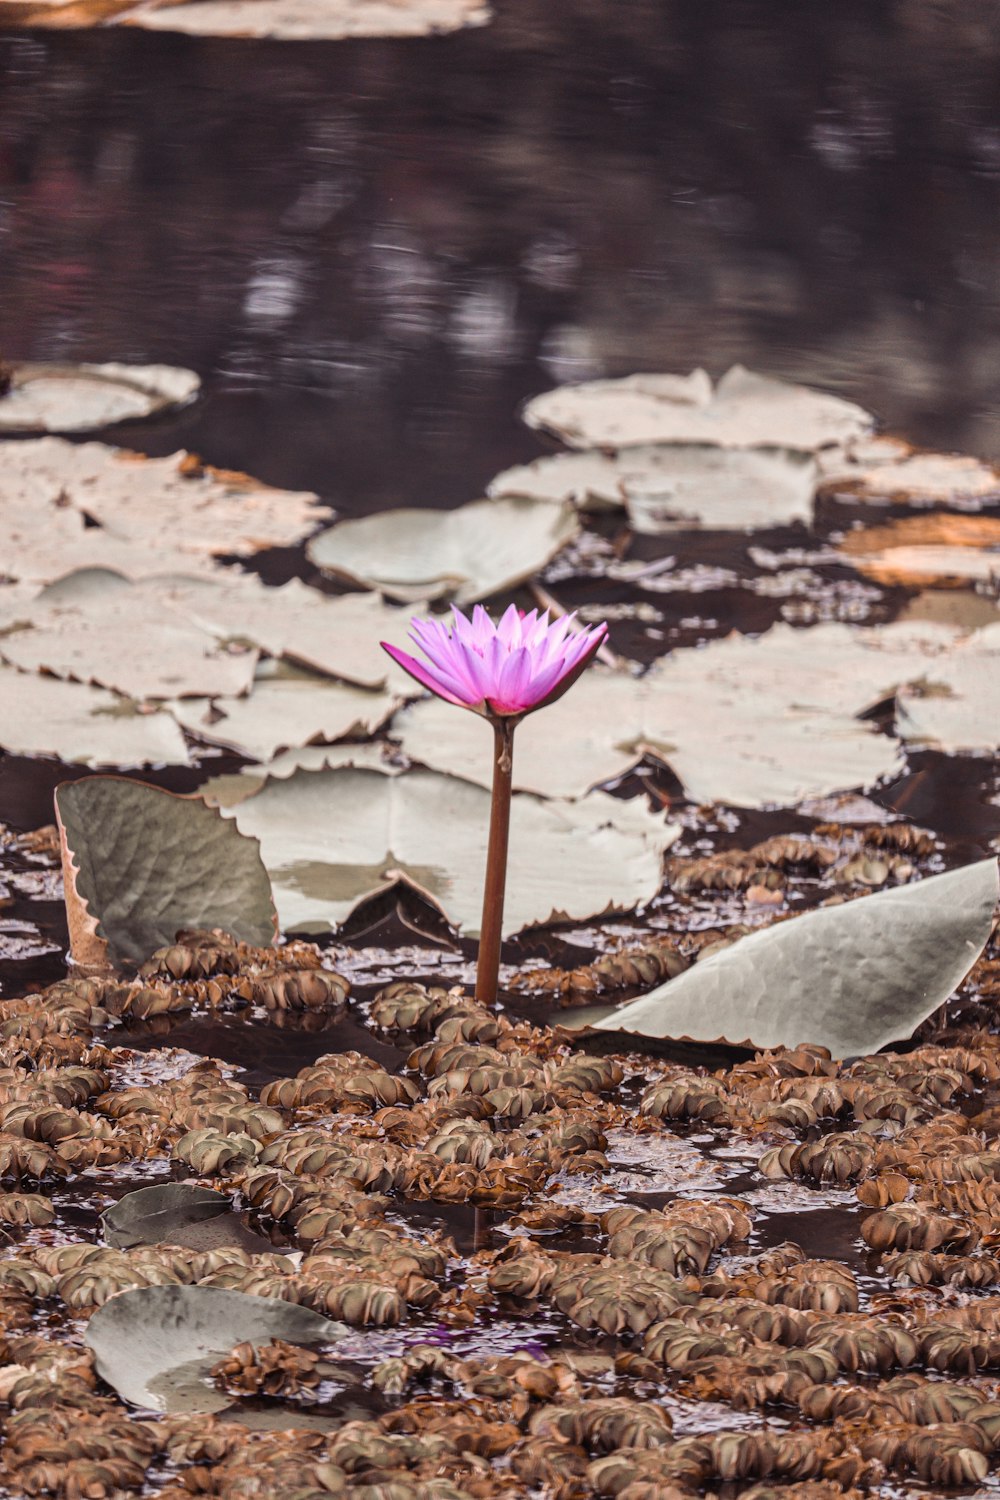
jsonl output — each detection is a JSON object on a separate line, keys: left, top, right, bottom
{"left": 381, "top": 605, "right": 609, "bottom": 1005}
{"left": 381, "top": 603, "right": 608, "bottom": 719}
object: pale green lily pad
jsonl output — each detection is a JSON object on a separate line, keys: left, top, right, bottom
{"left": 103, "top": 1184, "right": 280, "bottom": 1256}
{"left": 0, "top": 572, "right": 258, "bottom": 701}
{"left": 307, "top": 496, "right": 579, "bottom": 604}
{"left": 220, "top": 764, "right": 678, "bottom": 937}
{"left": 115, "top": 0, "right": 491, "bottom": 39}
{"left": 523, "top": 366, "right": 872, "bottom": 453}
{"left": 142, "top": 574, "right": 420, "bottom": 693}
{"left": 491, "top": 444, "right": 818, "bottom": 531}
{"left": 0, "top": 362, "right": 199, "bottom": 433}
{"left": 391, "top": 668, "right": 647, "bottom": 798}
{"left": 0, "top": 439, "right": 329, "bottom": 584}
{"left": 171, "top": 664, "right": 399, "bottom": 763}
{"left": 56, "top": 776, "right": 277, "bottom": 967}
{"left": 1, "top": 662, "right": 190, "bottom": 766}
{"left": 897, "top": 622, "right": 1000, "bottom": 752}
{"left": 596, "top": 858, "right": 1000, "bottom": 1057}
{"left": 85, "top": 1285, "right": 346, "bottom": 1414}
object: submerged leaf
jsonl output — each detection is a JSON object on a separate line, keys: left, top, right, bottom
{"left": 219, "top": 764, "right": 678, "bottom": 936}
{"left": 56, "top": 776, "right": 277, "bottom": 967}
{"left": 307, "top": 496, "right": 579, "bottom": 604}
{"left": 0, "top": 361, "right": 199, "bottom": 433}
{"left": 85, "top": 1285, "right": 345, "bottom": 1413}
{"left": 523, "top": 366, "right": 872, "bottom": 452}
{"left": 596, "top": 858, "right": 999, "bottom": 1056}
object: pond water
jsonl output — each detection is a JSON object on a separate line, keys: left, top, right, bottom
{"left": 3, "top": 11, "right": 1000, "bottom": 1494}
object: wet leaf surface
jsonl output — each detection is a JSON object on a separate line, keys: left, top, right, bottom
{"left": 0, "top": 361, "right": 199, "bottom": 433}
{"left": 56, "top": 776, "right": 277, "bottom": 966}
{"left": 596, "top": 856, "right": 999, "bottom": 1055}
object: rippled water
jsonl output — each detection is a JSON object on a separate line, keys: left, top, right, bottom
{"left": 2, "top": 0, "right": 1000, "bottom": 512}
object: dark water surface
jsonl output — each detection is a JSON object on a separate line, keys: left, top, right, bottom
{"left": 2, "top": 1, "right": 1000, "bottom": 990}
{"left": 2, "top": 0, "right": 1000, "bottom": 518}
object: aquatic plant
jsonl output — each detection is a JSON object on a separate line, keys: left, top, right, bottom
{"left": 383, "top": 604, "right": 607, "bottom": 1002}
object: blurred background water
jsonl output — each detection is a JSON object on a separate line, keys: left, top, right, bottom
{"left": 2, "top": 0, "right": 1000, "bottom": 519}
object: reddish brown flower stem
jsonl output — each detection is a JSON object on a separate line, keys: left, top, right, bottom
{"left": 475, "top": 715, "right": 517, "bottom": 1006}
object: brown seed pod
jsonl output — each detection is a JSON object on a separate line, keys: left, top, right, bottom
{"left": 172, "top": 1128, "right": 259, "bottom": 1175}
{"left": 0, "top": 1192, "right": 54, "bottom": 1227}
{"left": 795, "top": 1131, "right": 877, "bottom": 1185}
{"left": 530, "top": 1397, "right": 672, "bottom": 1452}
{"left": 754, "top": 1261, "right": 858, "bottom": 1314}
{"left": 639, "top": 1076, "right": 730, "bottom": 1124}
{"left": 861, "top": 1205, "right": 979, "bottom": 1254}
{"left": 211, "top": 1338, "right": 321, "bottom": 1398}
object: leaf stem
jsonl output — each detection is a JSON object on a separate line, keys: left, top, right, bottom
{"left": 475, "top": 715, "right": 516, "bottom": 1006}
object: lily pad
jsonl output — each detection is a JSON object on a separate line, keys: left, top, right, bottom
{"left": 523, "top": 366, "right": 872, "bottom": 453}
{"left": 1, "top": 662, "right": 190, "bottom": 766}
{"left": 391, "top": 668, "right": 648, "bottom": 798}
{"left": 85, "top": 1285, "right": 346, "bottom": 1414}
{"left": 220, "top": 764, "right": 679, "bottom": 936}
{"left": 839, "top": 514, "right": 1000, "bottom": 588}
{"left": 897, "top": 623, "right": 1000, "bottom": 752}
{"left": 143, "top": 574, "right": 420, "bottom": 693}
{"left": 596, "top": 857, "right": 1000, "bottom": 1056}
{"left": 170, "top": 663, "right": 400, "bottom": 763}
{"left": 103, "top": 1184, "right": 280, "bottom": 1255}
{"left": 0, "top": 362, "right": 199, "bottom": 433}
{"left": 0, "top": 439, "right": 329, "bottom": 583}
{"left": 822, "top": 447, "right": 1000, "bottom": 506}
{"left": 0, "top": 571, "right": 258, "bottom": 701}
{"left": 491, "top": 444, "right": 818, "bottom": 531}
{"left": 637, "top": 620, "right": 957, "bottom": 807}
{"left": 307, "top": 497, "right": 579, "bottom": 604}
{"left": 56, "top": 776, "right": 277, "bottom": 967}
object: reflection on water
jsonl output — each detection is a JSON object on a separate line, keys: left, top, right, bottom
{"left": 1, "top": 0, "right": 1000, "bottom": 519}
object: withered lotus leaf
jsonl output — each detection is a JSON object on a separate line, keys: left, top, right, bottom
{"left": 56, "top": 777, "right": 277, "bottom": 968}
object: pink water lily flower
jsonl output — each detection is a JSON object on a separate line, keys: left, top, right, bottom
{"left": 381, "top": 603, "right": 608, "bottom": 718}
{"left": 381, "top": 603, "right": 609, "bottom": 1008}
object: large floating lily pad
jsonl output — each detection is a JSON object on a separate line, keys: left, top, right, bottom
{"left": 490, "top": 444, "right": 818, "bottom": 531}
{"left": 220, "top": 764, "right": 678, "bottom": 936}
{"left": 391, "top": 668, "right": 648, "bottom": 798}
{"left": 307, "top": 497, "right": 579, "bottom": 604}
{"left": 86, "top": 1285, "right": 346, "bottom": 1414}
{"left": 171, "top": 663, "right": 399, "bottom": 763}
{"left": 638, "top": 620, "right": 957, "bottom": 807}
{"left": 393, "top": 622, "right": 965, "bottom": 809}
{"left": 1, "top": 663, "right": 190, "bottom": 766}
{"left": 523, "top": 366, "right": 872, "bottom": 453}
{"left": 0, "top": 439, "right": 328, "bottom": 583}
{"left": 56, "top": 776, "right": 277, "bottom": 967}
{"left": 143, "top": 574, "right": 420, "bottom": 693}
{"left": 0, "top": 571, "right": 258, "bottom": 700}
{"left": 0, "top": 362, "right": 199, "bottom": 433}
{"left": 596, "top": 858, "right": 1000, "bottom": 1056}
